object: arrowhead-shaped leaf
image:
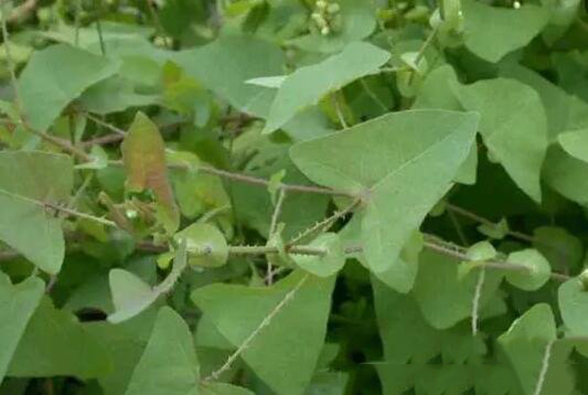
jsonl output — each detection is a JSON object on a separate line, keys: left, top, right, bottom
{"left": 191, "top": 271, "right": 335, "bottom": 395}
{"left": 0, "top": 274, "right": 44, "bottom": 382}
{"left": 454, "top": 78, "right": 548, "bottom": 202}
{"left": 262, "top": 42, "right": 391, "bottom": 134}
{"left": 0, "top": 151, "right": 73, "bottom": 274}
{"left": 8, "top": 297, "right": 111, "bottom": 379}
{"left": 125, "top": 307, "right": 200, "bottom": 395}
{"left": 121, "top": 112, "right": 180, "bottom": 234}
{"left": 462, "top": 0, "right": 549, "bottom": 63}
{"left": 18, "top": 44, "right": 119, "bottom": 131}
{"left": 291, "top": 110, "right": 479, "bottom": 272}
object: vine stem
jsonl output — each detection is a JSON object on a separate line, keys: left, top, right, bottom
{"left": 533, "top": 340, "right": 554, "bottom": 395}
{"left": 267, "top": 188, "right": 287, "bottom": 284}
{"left": 471, "top": 267, "right": 486, "bottom": 336}
{"left": 229, "top": 245, "right": 326, "bottom": 256}
{"left": 203, "top": 274, "right": 309, "bottom": 382}
{"left": 445, "top": 203, "right": 534, "bottom": 243}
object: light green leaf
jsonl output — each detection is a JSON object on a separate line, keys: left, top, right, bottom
{"left": 505, "top": 249, "right": 551, "bottom": 291}
{"left": 558, "top": 129, "right": 588, "bottom": 163}
{"left": 498, "top": 304, "right": 556, "bottom": 395}
{"left": 462, "top": 0, "right": 549, "bottom": 63}
{"left": 0, "top": 274, "right": 44, "bottom": 382}
{"left": 108, "top": 269, "right": 159, "bottom": 324}
{"left": 454, "top": 78, "right": 548, "bottom": 202}
{"left": 412, "top": 249, "right": 504, "bottom": 329}
{"left": 8, "top": 297, "right": 111, "bottom": 379}
{"left": 174, "top": 223, "right": 228, "bottom": 268}
{"left": 0, "top": 151, "right": 73, "bottom": 274}
{"left": 125, "top": 307, "right": 199, "bottom": 395}
{"left": 121, "top": 112, "right": 180, "bottom": 234}
{"left": 291, "top": 110, "right": 478, "bottom": 272}
{"left": 262, "top": 42, "right": 391, "bottom": 134}
{"left": 18, "top": 44, "right": 119, "bottom": 131}
{"left": 191, "top": 271, "right": 335, "bottom": 395}
{"left": 108, "top": 241, "right": 188, "bottom": 323}
{"left": 466, "top": 241, "right": 497, "bottom": 262}
{"left": 559, "top": 276, "right": 588, "bottom": 336}
{"left": 246, "top": 76, "right": 286, "bottom": 89}
{"left": 477, "top": 218, "right": 510, "bottom": 240}
{"left": 293, "top": 233, "right": 345, "bottom": 277}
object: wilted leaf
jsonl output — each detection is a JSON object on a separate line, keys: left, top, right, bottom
{"left": 121, "top": 112, "right": 180, "bottom": 234}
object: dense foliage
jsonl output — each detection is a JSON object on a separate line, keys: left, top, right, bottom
{"left": 1, "top": 0, "right": 588, "bottom": 394}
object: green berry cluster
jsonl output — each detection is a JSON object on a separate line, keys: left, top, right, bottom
{"left": 310, "top": 0, "right": 342, "bottom": 36}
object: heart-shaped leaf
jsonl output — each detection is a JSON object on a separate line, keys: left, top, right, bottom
{"left": 505, "top": 249, "right": 551, "bottom": 291}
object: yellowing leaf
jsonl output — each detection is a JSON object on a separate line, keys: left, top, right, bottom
{"left": 121, "top": 112, "right": 180, "bottom": 234}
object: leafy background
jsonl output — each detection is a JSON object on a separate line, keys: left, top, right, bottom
{"left": 1, "top": 0, "right": 588, "bottom": 394}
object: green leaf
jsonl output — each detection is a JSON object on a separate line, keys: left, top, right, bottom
{"left": 370, "top": 229, "right": 423, "bottom": 293}
{"left": 543, "top": 145, "right": 588, "bottom": 206}
{"left": 108, "top": 269, "right": 159, "bottom": 324}
{"left": 413, "top": 65, "right": 477, "bottom": 185}
{"left": 558, "top": 129, "right": 588, "bottom": 163}
{"left": 505, "top": 249, "right": 551, "bottom": 291}
{"left": 200, "top": 383, "right": 254, "bottom": 395}
{"left": 454, "top": 78, "right": 548, "bottom": 202}
{"left": 533, "top": 226, "right": 583, "bottom": 273}
{"left": 477, "top": 218, "right": 510, "bottom": 240}
{"left": 191, "top": 271, "right": 335, "bottom": 395}
{"left": 559, "top": 277, "right": 588, "bottom": 336}
{"left": 173, "top": 36, "right": 285, "bottom": 118}
{"left": 293, "top": 233, "right": 345, "bottom": 277}
{"left": 412, "top": 249, "right": 504, "bottom": 329}
{"left": 8, "top": 297, "right": 111, "bottom": 379}
{"left": 174, "top": 223, "right": 229, "bottom": 268}
{"left": 125, "top": 307, "right": 199, "bottom": 395}
{"left": 0, "top": 151, "right": 73, "bottom": 274}
{"left": 0, "top": 274, "right": 44, "bottom": 382}
{"left": 121, "top": 112, "right": 180, "bottom": 234}
{"left": 262, "top": 42, "right": 391, "bottom": 134}
{"left": 291, "top": 110, "right": 479, "bottom": 273}
{"left": 18, "top": 44, "right": 119, "bottom": 131}
{"left": 462, "top": 0, "right": 549, "bottom": 63}
{"left": 288, "top": 0, "right": 376, "bottom": 53}
{"left": 497, "top": 304, "right": 556, "bottom": 395}
{"left": 79, "top": 76, "right": 158, "bottom": 114}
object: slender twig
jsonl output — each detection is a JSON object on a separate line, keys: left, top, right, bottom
{"left": 95, "top": 18, "right": 106, "bottom": 55}
{"left": 288, "top": 197, "right": 360, "bottom": 247}
{"left": 203, "top": 274, "right": 309, "bottom": 382}
{"left": 448, "top": 208, "right": 469, "bottom": 245}
{"left": 446, "top": 203, "right": 535, "bottom": 242}
{"left": 229, "top": 245, "right": 327, "bottom": 256}
{"left": 0, "top": 188, "right": 116, "bottom": 227}
{"left": 85, "top": 113, "right": 126, "bottom": 136}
